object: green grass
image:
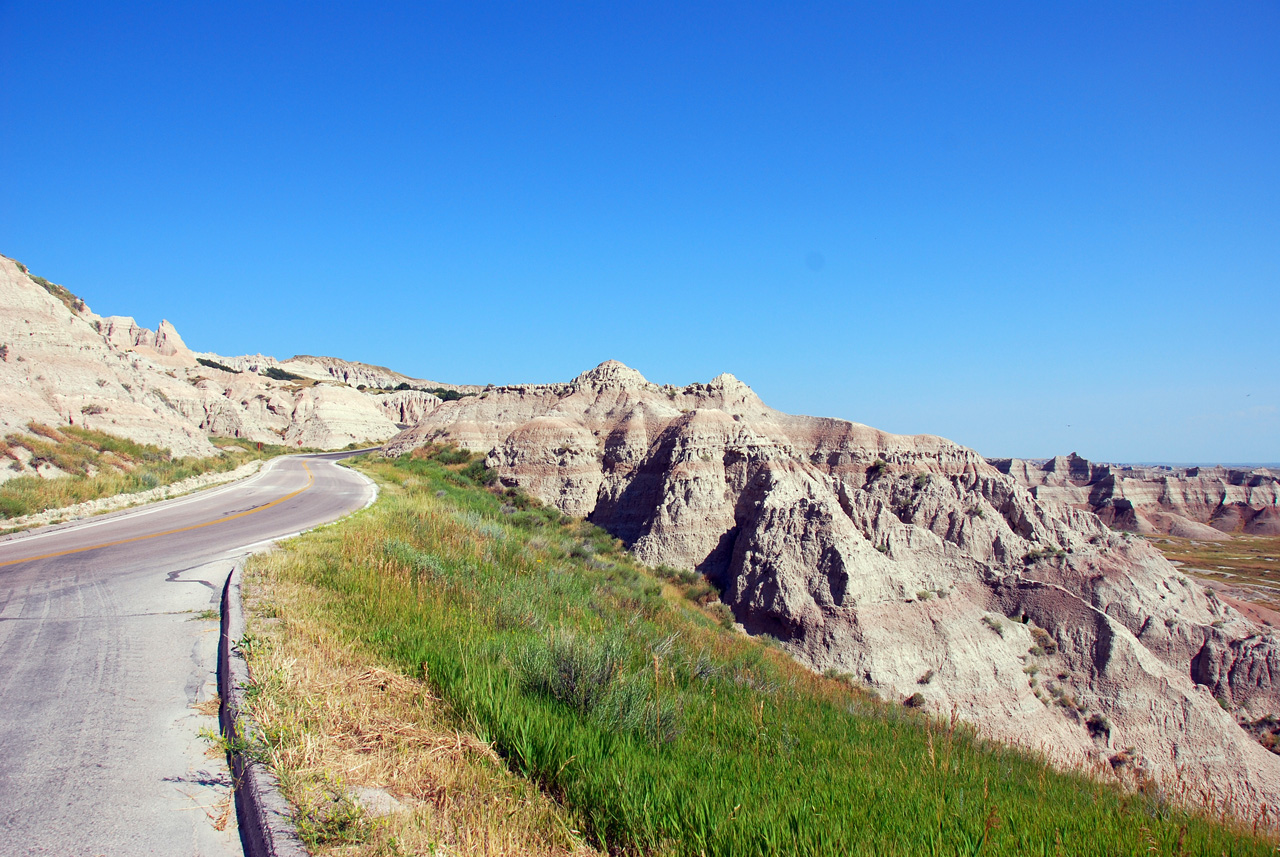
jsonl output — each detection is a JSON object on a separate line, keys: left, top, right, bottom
{"left": 245, "top": 446, "right": 1274, "bottom": 856}
{"left": 0, "top": 424, "right": 295, "bottom": 519}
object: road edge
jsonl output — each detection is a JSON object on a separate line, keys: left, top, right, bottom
{"left": 219, "top": 564, "right": 310, "bottom": 857}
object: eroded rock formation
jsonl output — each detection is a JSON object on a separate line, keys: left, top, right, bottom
{"left": 386, "top": 360, "right": 1280, "bottom": 816}
{"left": 992, "top": 453, "right": 1280, "bottom": 538}
{"left": 0, "top": 254, "right": 446, "bottom": 475}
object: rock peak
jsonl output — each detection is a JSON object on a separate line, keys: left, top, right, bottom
{"left": 572, "top": 360, "right": 655, "bottom": 390}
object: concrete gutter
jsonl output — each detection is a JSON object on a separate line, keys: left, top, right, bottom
{"left": 219, "top": 565, "right": 310, "bottom": 857}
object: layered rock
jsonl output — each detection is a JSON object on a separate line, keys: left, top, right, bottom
{"left": 282, "top": 354, "right": 475, "bottom": 394}
{"left": 386, "top": 360, "right": 1280, "bottom": 817}
{"left": 992, "top": 453, "right": 1280, "bottom": 538}
{"left": 0, "top": 254, "right": 447, "bottom": 469}
{"left": 0, "top": 257, "right": 216, "bottom": 458}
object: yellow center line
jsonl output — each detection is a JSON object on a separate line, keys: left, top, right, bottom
{"left": 0, "top": 461, "right": 316, "bottom": 568}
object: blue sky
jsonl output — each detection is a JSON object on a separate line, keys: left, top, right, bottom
{"left": 2, "top": 2, "right": 1276, "bottom": 463}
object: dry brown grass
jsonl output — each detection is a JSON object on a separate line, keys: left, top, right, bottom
{"left": 242, "top": 554, "right": 597, "bottom": 857}
{"left": 1148, "top": 534, "right": 1280, "bottom": 610}
{"left": 192, "top": 695, "right": 221, "bottom": 717}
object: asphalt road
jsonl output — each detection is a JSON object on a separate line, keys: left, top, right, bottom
{"left": 0, "top": 451, "right": 376, "bottom": 855}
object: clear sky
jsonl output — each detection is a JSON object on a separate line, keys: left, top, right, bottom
{"left": 2, "top": 2, "right": 1276, "bottom": 463}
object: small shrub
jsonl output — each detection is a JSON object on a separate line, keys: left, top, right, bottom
{"left": 866, "top": 459, "right": 888, "bottom": 478}
{"left": 264, "top": 366, "right": 305, "bottom": 382}
{"left": 460, "top": 458, "right": 496, "bottom": 485}
{"left": 708, "top": 601, "right": 735, "bottom": 629}
{"left": 918, "top": 669, "right": 935, "bottom": 685}
{"left": 428, "top": 444, "right": 473, "bottom": 466}
{"left": 514, "top": 632, "right": 623, "bottom": 716}
{"left": 903, "top": 692, "right": 925, "bottom": 708}
{"left": 1086, "top": 713, "right": 1111, "bottom": 739}
{"left": 79, "top": 404, "right": 105, "bottom": 415}
{"left": 424, "top": 387, "right": 474, "bottom": 402}
{"left": 197, "top": 356, "right": 240, "bottom": 374}
{"left": 655, "top": 564, "right": 699, "bottom": 586}
{"left": 981, "top": 616, "right": 1005, "bottom": 637}
{"left": 915, "top": 590, "right": 934, "bottom": 602}
{"left": 1030, "top": 627, "right": 1058, "bottom": 655}
{"left": 913, "top": 473, "right": 929, "bottom": 490}
{"left": 1024, "top": 547, "right": 1066, "bottom": 565}
{"left": 684, "top": 580, "right": 719, "bottom": 606}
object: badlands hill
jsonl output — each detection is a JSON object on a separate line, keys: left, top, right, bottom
{"left": 992, "top": 452, "right": 1280, "bottom": 539}
{"left": 0, "top": 254, "right": 450, "bottom": 476}
{"left": 386, "top": 360, "right": 1280, "bottom": 816}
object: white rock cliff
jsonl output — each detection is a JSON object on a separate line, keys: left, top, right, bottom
{"left": 386, "top": 360, "right": 1280, "bottom": 817}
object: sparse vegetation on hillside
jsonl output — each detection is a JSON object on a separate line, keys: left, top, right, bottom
{"left": 362, "top": 383, "right": 475, "bottom": 401}
{"left": 197, "top": 356, "right": 241, "bottom": 374}
{"left": 0, "top": 426, "right": 293, "bottom": 520}
{"left": 424, "top": 386, "right": 475, "bottom": 401}
{"left": 264, "top": 366, "right": 306, "bottom": 382}
{"left": 25, "top": 269, "right": 87, "bottom": 313}
{"left": 236, "top": 446, "right": 1272, "bottom": 856}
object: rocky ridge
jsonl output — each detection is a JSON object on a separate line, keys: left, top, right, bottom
{"left": 992, "top": 453, "right": 1280, "bottom": 539}
{"left": 0, "top": 255, "right": 448, "bottom": 478}
{"left": 385, "top": 360, "right": 1280, "bottom": 817}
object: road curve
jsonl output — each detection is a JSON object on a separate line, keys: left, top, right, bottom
{"left": 0, "top": 451, "right": 376, "bottom": 855}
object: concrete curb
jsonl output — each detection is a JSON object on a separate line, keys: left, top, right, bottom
{"left": 219, "top": 565, "right": 311, "bottom": 857}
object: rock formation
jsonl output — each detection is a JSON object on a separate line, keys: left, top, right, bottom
{"left": 0, "top": 254, "right": 448, "bottom": 479}
{"left": 385, "top": 360, "right": 1280, "bottom": 817}
{"left": 991, "top": 453, "right": 1280, "bottom": 538}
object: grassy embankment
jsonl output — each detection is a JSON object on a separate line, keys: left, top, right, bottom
{"left": 0, "top": 423, "right": 297, "bottom": 521}
{"left": 239, "top": 447, "right": 1275, "bottom": 856}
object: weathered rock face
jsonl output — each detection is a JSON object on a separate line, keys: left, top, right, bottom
{"left": 0, "top": 257, "right": 217, "bottom": 458}
{"left": 281, "top": 354, "right": 475, "bottom": 394}
{"left": 386, "top": 359, "right": 1280, "bottom": 816}
{"left": 0, "top": 255, "right": 448, "bottom": 467}
{"left": 991, "top": 453, "right": 1280, "bottom": 538}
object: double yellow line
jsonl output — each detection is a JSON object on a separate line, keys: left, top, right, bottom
{"left": 0, "top": 462, "right": 315, "bottom": 569}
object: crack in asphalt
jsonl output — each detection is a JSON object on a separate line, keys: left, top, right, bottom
{"left": 166, "top": 567, "right": 219, "bottom": 591}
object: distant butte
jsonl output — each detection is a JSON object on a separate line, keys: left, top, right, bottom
{"left": 991, "top": 452, "right": 1280, "bottom": 539}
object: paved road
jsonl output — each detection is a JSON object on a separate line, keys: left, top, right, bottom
{"left": 0, "top": 451, "right": 376, "bottom": 855}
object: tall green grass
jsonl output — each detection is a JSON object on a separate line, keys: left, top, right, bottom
{"left": 0, "top": 424, "right": 294, "bottom": 519}
{"left": 247, "top": 447, "right": 1273, "bottom": 856}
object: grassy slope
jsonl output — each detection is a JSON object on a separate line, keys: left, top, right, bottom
{"left": 0, "top": 424, "right": 296, "bottom": 520}
{"left": 242, "top": 448, "right": 1273, "bottom": 856}
{"left": 241, "top": 566, "right": 595, "bottom": 856}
